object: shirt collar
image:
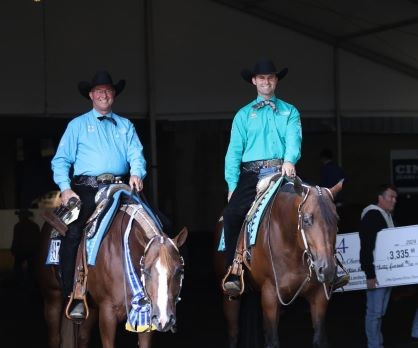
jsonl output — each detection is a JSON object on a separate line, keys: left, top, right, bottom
{"left": 255, "top": 95, "right": 277, "bottom": 104}
{"left": 92, "top": 108, "right": 113, "bottom": 119}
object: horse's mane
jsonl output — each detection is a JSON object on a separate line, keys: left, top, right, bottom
{"left": 317, "top": 193, "right": 339, "bottom": 227}
{"left": 278, "top": 182, "right": 338, "bottom": 227}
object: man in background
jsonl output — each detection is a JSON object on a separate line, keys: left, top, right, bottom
{"left": 359, "top": 184, "right": 398, "bottom": 348}
{"left": 11, "top": 209, "right": 40, "bottom": 285}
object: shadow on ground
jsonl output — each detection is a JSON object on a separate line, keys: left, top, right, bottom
{"left": 1, "top": 229, "right": 417, "bottom": 347}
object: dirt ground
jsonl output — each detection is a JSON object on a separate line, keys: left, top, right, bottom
{"left": 1, "top": 230, "right": 418, "bottom": 348}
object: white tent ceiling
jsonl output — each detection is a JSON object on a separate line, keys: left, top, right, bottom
{"left": 213, "top": 0, "right": 418, "bottom": 79}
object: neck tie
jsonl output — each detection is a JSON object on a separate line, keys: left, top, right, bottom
{"left": 97, "top": 116, "right": 117, "bottom": 126}
{"left": 252, "top": 100, "right": 276, "bottom": 112}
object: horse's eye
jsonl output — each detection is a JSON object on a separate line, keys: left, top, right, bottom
{"left": 175, "top": 268, "right": 184, "bottom": 278}
{"left": 303, "top": 214, "right": 313, "bottom": 227}
{"left": 142, "top": 269, "right": 151, "bottom": 277}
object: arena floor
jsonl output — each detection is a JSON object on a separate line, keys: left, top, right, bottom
{"left": 1, "top": 230, "right": 418, "bottom": 348}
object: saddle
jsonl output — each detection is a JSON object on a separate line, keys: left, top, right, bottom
{"left": 84, "top": 183, "right": 132, "bottom": 238}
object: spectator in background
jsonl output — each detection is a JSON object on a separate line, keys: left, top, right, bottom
{"left": 11, "top": 209, "right": 41, "bottom": 285}
{"left": 359, "top": 184, "right": 398, "bottom": 348}
{"left": 319, "top": 148, "right": 345, "bottom": 208}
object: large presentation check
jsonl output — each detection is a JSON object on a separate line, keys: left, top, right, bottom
{"left": 335, "top": 225, "right": 418, "bottom": 291}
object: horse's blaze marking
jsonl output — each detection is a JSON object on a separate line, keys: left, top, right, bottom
{"left": 156, "top": 258, "right": 169, "bottom": 326}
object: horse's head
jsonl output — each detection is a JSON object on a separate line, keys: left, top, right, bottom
{"left": 138, "top": 227, "right": 188, "bottom": 332}
{"left": 296, "top": 179, "right": 342, "bottom": 283}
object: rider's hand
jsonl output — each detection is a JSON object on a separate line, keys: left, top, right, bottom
{"left": 282, "top": 161, "right": 296, "bottom": 177}
{"left": 60, "top": 189, "right": 79, "bottom": 206}
{"left": 129, "top": 175, "right": 143, "bottom": 192}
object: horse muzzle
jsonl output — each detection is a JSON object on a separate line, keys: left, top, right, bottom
{"left": 313, "top": 258, "right": 336, "bottom": 283}
{"left": 151, "top": 311, "right": 176, "bottom": 332}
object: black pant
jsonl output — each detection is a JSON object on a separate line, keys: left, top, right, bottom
{"left": 223, "top": 169, "right": 259, "bottom": 265}
{"left": 59, "top": 184, "right": 97, "bottom": 298}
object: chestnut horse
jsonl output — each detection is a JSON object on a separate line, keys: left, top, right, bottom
{"left": 38, "top": 203, "right": 188, "bottom": 348}
{"left": 214, "top": 178, "right": 342, "bottom": 348}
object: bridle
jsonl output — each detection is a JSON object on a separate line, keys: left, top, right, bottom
{"left": 139, "top": 235, "right": 185, "bottom": 307}
{"left": 267, "top": 184, "right": 337, "bottom": 305}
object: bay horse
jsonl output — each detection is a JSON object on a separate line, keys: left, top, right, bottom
{"left": 38, "top": 200, "right": 188, "bottom": 348}
{"left": 214, "top": 178, "right": 343, "bottom": 348}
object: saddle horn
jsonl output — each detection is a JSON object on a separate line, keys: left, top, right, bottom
{"left": 285, "top": 175, "right": 304, "bottom": 196}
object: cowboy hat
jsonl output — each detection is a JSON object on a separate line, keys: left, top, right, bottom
{"left": 78, "top": 70, "right": 126, "bottom": 99}
{"left": 241, "top": 59, "right": 288, "bottom": 84}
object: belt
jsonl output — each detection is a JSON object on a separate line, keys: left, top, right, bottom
{"left": 241, "top": 159, "right": 283, "bottom": 172}
{"left": 73, "top": 174, "right": 128, "bottom": 188}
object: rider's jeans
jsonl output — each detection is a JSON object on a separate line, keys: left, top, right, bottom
{"left": 365, "top": 286, "right": 392, "bottom": 348}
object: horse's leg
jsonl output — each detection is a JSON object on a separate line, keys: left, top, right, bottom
{"left": 308, "top": 288, "right": 329, "bottom": 348}
{"left": 223, "top": 297, "right": 241, "bottom": 348}
{"left": 98, "top": 304, "right": 118, "bottom": 348}
{"left": 137, "top": 332, "right": 153, "bottom": 348}
{"left": 261, "top": 284, "right": 280, "bottom": 348}
{"left": 77, "top": 306, "right": 98, "bottom": 348}
{"left": 43, "top": 290, "right": 63, "bottom": 348}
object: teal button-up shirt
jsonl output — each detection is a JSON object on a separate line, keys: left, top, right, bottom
{"left": 51, "top": 109, "right": 147, "bottom": 192}
{"left": 225, "top": 96, "right": 302, "bottom": 191}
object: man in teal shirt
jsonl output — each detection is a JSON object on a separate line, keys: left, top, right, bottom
{"left": 223, "top": 59, "right": 302, "bottom": 292}
{"left": 51, "top": 70, "right": 146, "bottom": 318}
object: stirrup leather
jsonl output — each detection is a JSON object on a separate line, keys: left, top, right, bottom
{"left": 65, "top": 233, "right": 90, "bottom": 320}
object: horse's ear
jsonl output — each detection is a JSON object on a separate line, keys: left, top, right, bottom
{"left": 173, "top": 227, "right": 188, "bottom": 248}
{"left": 293, "top": 176, "right": 304, "bottom": 196}
{"left": 329, "top": 179, "right": 344, "bottom": 199}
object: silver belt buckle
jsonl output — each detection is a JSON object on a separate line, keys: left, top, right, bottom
{"left": 97, "top": 173, "right": 115, "bottom": 183}
{"left": 114, "top": 176, "right": 124, "bottom": 184}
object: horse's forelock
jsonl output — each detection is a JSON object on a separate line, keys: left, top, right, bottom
{"left": 159, "top": 242, "right": 176, "bottom": 270}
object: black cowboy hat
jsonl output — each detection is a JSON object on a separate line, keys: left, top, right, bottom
{"left": 78, "top": 70, "right": 126, "bottom": 99}
{"left": 15, "top": 209, "right": 33, "bottom": 217}
{"left": 241, "top": 59, "right": 288, "bottom": 83}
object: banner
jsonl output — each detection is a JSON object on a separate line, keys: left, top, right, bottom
{"left": 335, "top": 225, "right": 418, "bottom": 291}
{"left": 391, "top": 149, "right": 418, "bottom": 193}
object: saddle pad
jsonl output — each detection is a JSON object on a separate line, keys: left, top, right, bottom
{"left": 86, "top": 189, "right": 140, "bottom": 265}
{"left": 218, "top": 176, "right": 284, "bottom": 251}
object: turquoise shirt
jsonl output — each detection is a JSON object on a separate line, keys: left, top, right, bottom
{"left": 51, "top": 109, "right": 147, "bottom": 192}
{"left": 225, "top": 96, "right": 302, "bottom": 191}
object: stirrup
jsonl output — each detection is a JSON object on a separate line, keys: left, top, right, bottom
{"left": 68, "top": 301, "right": 86, "bottom": 320}
{"left": 221, "top": 265, "right": 245, "bottom": 298}
{"left": 65, "top": 292, "right": 89, "bottom": 321}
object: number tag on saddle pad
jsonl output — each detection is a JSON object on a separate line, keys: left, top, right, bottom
{"left": 46, "top": 238, "right": 61, "bottom": 265}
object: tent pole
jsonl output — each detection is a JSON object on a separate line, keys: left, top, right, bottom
{"left": 333, "top": 46, "right": 342, "bottom": 167}
{"left": 144, "top": 0, "right": 159, "bottom": 207}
